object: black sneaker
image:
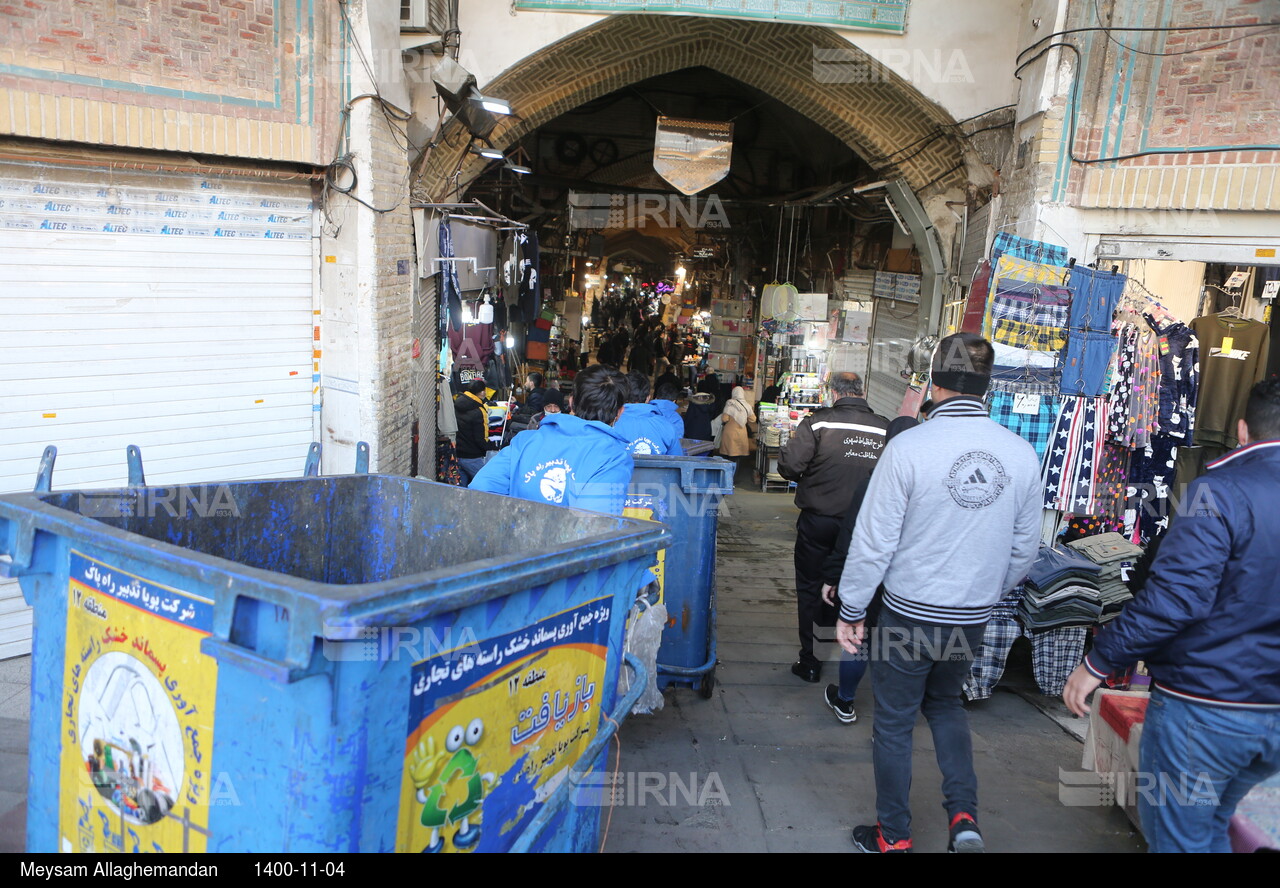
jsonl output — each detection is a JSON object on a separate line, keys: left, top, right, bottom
{"left": 947, "top": 813, "right": 984, "bottom": 853}
{"left": 852, "top": 823, "right": 912, "bottom": 853}
{"left": 824, "top": 684, "right": 857, "bottom": 724}
{"left": 790, "top": 660, "right": 821, "bottom": 683}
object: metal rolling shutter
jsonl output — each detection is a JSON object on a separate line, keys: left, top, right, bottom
{"left": 0, "top": 159, "right": 315, "bottom": 658}
{"left": 866, "top": 297, "right": 920, "bottom": 419}
{"left": 959, "top": 202, "right": 993, "bottom": 285}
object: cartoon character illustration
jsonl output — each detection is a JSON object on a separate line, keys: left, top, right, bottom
{"left": 410, "top": 718, "right": 497, "bottom": 853}
{"left": 539, "top": 467, "right": 568, "bottom": 504}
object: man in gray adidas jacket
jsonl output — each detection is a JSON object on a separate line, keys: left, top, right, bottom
{"left": 836, "top": 333, "right": 1042, "bottom": 854}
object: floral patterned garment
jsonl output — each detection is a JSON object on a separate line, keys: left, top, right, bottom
{"left": 1107, "top": 324, "right": 1138, "bottom": 444}
{"left": 1125, "top": 325, "right": 1162, "bottom": 450}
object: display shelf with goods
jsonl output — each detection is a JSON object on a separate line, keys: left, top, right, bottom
{"left": 782, "top": 371, "right": 823, "bottom": 411}
{"left": 754, "top": 401, "right": 799, "bottom": 494}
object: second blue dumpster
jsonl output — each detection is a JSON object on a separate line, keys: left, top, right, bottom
{"left": 625, "top": 455, "right": 734, "bottom": 698}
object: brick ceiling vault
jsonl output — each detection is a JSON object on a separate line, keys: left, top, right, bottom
{"left": 417, "top": 15, "right": 967, "bottom": 202}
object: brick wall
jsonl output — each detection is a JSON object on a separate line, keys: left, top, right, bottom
{"left": 415, "top": 13, "right": 969, "bottom": 204}
{"left": 0, "top": 0, "right": 337, "bottom": 163}
{"left": 368, "top": 110, "right": 415, "bottom": 475}
{"left": 1060, "top": 0, "right": 1280, "bottom": 209}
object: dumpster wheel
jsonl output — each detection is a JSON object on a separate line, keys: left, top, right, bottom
{"left": 698, "top": 668, "right": 716, "bottom": 699}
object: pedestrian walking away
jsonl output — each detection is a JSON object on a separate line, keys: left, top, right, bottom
{"left": 778, "top": 371, "right": 888, "bottom": 684}
{"left": 818, "top": 415, "right": 919, "bottom": 723}
{"left": 837, "top": 334, "right": 1042, "bottom": 853}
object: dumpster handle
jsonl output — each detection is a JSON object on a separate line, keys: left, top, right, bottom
{"left": 354, "top": 442, "right": 370, "bottom": 474}
{"left": 127, "top": 445, "right": 145, "bottom": 487}
{"left": 509, "top": 651, "right": 648, "bottom": 853}
{"left": 303, "top": 443, "right": 321, "bottom": 477}
{"left": 34, "top": 446, "right": 56, "bottom": 494}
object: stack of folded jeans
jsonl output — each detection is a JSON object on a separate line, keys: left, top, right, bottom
{"left": 1066, "top": 532, "right": 1143, "bottom": 622}
{"left": 1018, "top": 543, "right": 1103, "bottom": 629}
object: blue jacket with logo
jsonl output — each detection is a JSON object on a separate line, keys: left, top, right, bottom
{"left": 469, "top": 413, "right": 634, "bottom": 515}
{"left": 1085, "top": 440, "right": 1280, "bottom": 708}
{"left": 649, "top": 400, "right": 685, "bottom": 455}
{"left": 613, "top": 403, "right": 681, "bottom": 456}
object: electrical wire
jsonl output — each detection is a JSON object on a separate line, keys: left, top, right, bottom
{"left": 1014, "top": 41, "right": 1280, "bottom": 164}
{"left": 1016, "top": 19, "right": 1280, "bottom": 65}
{"left": 1091, "top": 0, "right": 1278, "bottom": 57}
{"left": 877, "top": 104, "right": 1017, "bottom": 164}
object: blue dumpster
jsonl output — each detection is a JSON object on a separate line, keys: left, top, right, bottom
{"left": 624, "top": 456, "right": 734, "bottom": 698}
{"left": 0, "top": 469, "right": 669, "bottom": 853}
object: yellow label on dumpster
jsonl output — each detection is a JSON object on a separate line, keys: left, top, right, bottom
{"left": 60, "top": 551, "right": 218, "bottom": 853}
{"left": 396, "top": 597, "right": 611, "bottom": 853}
{"left": 623, "top": 495, "right": 667, "bottom": 606}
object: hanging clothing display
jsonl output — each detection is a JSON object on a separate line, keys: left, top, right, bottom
{"left": 438, "top": 216, "right": 464, "bottom": 335}
{"left": 447, "top": 320, "right": 494, "bottom": 377}
{"left": 518, "top": 230, "right": 541, "bottom": 322}
{"left": 990, "top": 231, "right": 1069, "bottom": 268}
{"left": 1093, "top": 443, "right": 1131, "bottom": 524}
{"left": 1106, "top": 319, "right": 1160, "bottom": 449}
{"left": 1060, "top": 266, "right": 1125, "bottom": 398}
{"left": 989, "top": 254, "right": 1069, "bottom": 296}
{"left": 1042, "top": 395, "right": 1108, "bottom": 513}
{"left": 1124, "top": 433, "right": 1179, "bottom": 545}
{"left": 989, "top": 284, "right": 1071, "bottom": 352}
{"left": 960, "top": 258, "right": 993, "bottom": 333}
{"left": 1106, "top": 324, "right": 1138, "bottom": 444}
{"left": 1189, "top": 314, "right": 1270, "bottom": 450}
{"left": 1065, "top": 265, "right": 1126, "bottom": 331}
{"left": 987, "top": 381, "right": 1061, "bottom": 463}
{"left": 993, "top": 342, "right": 1059, "bottom": 369}
{"left": 437, "top": 375, "right": 459, "bottom": 437}
{"left": 435, "top": 435, "right": 463, "bottom": 486}
{"left": 1148, "top": 316, "right": 1198, "bottom": 439}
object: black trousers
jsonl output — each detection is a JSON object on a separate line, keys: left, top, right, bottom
{"left": 794, "top": 510, "right": 842, "bottom": 665}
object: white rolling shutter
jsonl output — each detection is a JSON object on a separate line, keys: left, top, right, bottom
{"left": 866, "top": 297, "right": 920, "bottom": 419}
{"left": 0, "top": 159, "right": 315, "bottom": 659}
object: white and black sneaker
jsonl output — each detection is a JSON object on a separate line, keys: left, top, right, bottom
{"left": 824, "top": 684, "right": 857, "bottom": 724}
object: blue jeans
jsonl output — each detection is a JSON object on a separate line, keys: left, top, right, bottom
{"left": 1059, "top": 330, "right": 1116, "bottom": 397}
{"left": 457, "top": 456, "right": 487, "bottom": 487}
{"left": 869, "top": 609, "right": 986, "bottom": 841}
{"left": 836, "top": 655, "right": 868, "bottom": 702}
{"left": 1138, "top": 688, "right": 1280, "bottom": 853}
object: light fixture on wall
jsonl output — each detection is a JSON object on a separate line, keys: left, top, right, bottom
{"left": 470, "top": 145, "right": 505, "bottom": 160}
{"left": 505, "top": 162, "right": 532, "bottom": 175}
{"left": 472, "top": 94, "right": 511, "bottom": 116}
{"left": 432, "top": 57, "right": 513, "bottom": 140}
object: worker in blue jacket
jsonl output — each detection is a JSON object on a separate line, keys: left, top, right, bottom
{"left": 469, "top": 364, "right": 633, "bottom": 515}
{"left": 649, "top": 381, "right": 686, "bottom": 454}
{"left": 613, "top": 371, "right": 682, "bottom": 456}
{"left": 1065, "top": 377, "right": 1280, "bottom": 853}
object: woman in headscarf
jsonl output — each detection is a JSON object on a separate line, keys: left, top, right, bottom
{"left": 717, "top": 386, "right": 756, "bottom": 481}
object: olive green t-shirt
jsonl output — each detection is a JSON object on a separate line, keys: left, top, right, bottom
{"left": 1190, "top": 315, "right": 1271, "bottom": 449}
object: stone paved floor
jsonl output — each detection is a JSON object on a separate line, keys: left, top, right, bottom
{"left": 604, "top": 482, "right": 1145, "bottom": 853}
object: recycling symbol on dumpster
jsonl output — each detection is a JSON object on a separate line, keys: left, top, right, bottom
{"left": 410, "top": 718, "right": 497, "bottom": 853}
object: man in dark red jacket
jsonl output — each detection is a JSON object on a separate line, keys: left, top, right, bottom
{"left": 1065, "top": 377, "right": 1280, "bottom": 853}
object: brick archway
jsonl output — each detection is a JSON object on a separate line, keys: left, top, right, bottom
{"left": 416, "top": 15, "right": 968, "bottom": 202}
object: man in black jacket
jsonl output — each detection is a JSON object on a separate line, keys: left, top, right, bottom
{"left": 778, "top": 371, "right": 889, "bottom": 682}
{"left": 454, "top": 379, "right": 495, "bottom": 486}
